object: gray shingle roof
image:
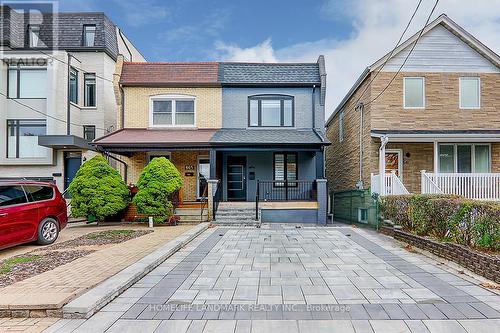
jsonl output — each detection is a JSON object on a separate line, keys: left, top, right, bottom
{"left": 210, "top": 129, "right": 328, "bottom": 145}
{"left": 1, "top": 6, "right": 119, "bottom": 59}
{"left": 219, "top": 63, "right": 321, "bottom": 86}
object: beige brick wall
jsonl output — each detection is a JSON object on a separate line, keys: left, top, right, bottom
{"left": 124, "top": 150, "right": 209, "bottom": 202}
{"left": 122, "top": 87, "right": 222, "bottom": 129}
{"left": 492, "top": 143, "right": 500, "bottom": 173}
{"left": 371, "top": 72, "right": 500, "bottom": 130}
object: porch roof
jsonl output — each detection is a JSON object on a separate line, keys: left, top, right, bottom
{"left": 210, "top": 129, "right": 330, "bottom": 146}
{"left": 371, "top": 129, "right": 500, "bottom": 142}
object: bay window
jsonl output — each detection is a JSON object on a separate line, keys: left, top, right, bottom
{"left": 150, "top": 96, "right": 195, "bottom": 126}
{"left": 8, "top": 66, "right": 47, "bottom": 99}
{"left": 249, "top": 95, "right": 294, "bottom": 127}
{"left": 274, "top": 153, "right": 297, "bottom": 186}
{"left": 7, "top": 120, "right": 48, "bottom": 158}
{"left": 438, "top": 144, "right": 490, "bottom": 173}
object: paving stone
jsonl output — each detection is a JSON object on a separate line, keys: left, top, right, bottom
{"left": 469, "top": 302, "right": 500, "bottom": 318}
{"left": 403, "top": 320, "right": 430, "bottom": 333}
{"left": 417, "top": 304, "right": 447, "bottom": 320}
{"left": 381, "top": 304, "right": 409, "bottom": 319}
{"left": 452, "top": 303, "right": 486, "bottom": 319}
{"left": 251, "top": 320, "right": 299, "bottom": 333}
{"left": 154, "top": 320, "right": 191, "bottom": 333}
{"left": 423, "top": 320, "right": 467, "bottom": 333}
{"left": 363, "top": 304, "right": 390, "bottom": 320}
{"left": 106, "top": 319, "right": 161, "bottom": 333}
{"left": 434, "top": 303, "right": 467, "bottom": 319}
{"left": 351, "top": 320, "right": 374, "bottom": 333}
{"left": 370, "top": 320, "right": 411, "bottom": 333}
{"left": 298, "top": 320, "right": 355, "bottom": 333}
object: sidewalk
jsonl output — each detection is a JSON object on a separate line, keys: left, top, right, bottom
{"left": 0, "top": 224, "right": 194, "bottom": 318}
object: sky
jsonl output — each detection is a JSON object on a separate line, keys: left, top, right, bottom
{"left": 56, "top": 0, "right": 500, "bottom": 118}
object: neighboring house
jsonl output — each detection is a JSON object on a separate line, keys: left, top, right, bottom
{"left": 0, "top": 5, "right": 145, "bottom": 191}
{"left": 326, "top": 14, "right": 500, "bottom": 201}
{"left": 94, "top": 57, "right": 330, "bottom": 223}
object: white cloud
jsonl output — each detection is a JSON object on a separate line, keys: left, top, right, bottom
{"left": 113, "top": 0, "right": 169, "bottom": 27}
{"left": 215, "top": 0, "right": 500, "bottom": 118}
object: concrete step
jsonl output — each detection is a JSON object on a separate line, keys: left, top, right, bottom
{"left": 175, "top": 208, "right": 208, "bottom": 215}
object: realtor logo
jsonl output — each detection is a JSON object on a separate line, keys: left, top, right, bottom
{"left": 0, "top": 1, "right": 58, "bottom": 57}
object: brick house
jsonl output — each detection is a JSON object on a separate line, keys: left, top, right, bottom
{"left": 94, "top": 57, "right": 330, "bottom": 223}
{"left": 325, "top": 15, "right": 500, "bottom": 200}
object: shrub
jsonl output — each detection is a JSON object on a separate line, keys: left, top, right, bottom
{"left": 133, "top": 157, "right": 183, "bottom": 223}
{"left": 68, "top": 155, "right": 129, "bottom": 221}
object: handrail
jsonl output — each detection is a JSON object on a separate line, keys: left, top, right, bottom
{"left": 420, "top": 170, "right": 443, "bottom": 194}
{"left": 371, "top": 172, "right": 409, "bottom": 195}
{"left": 256, "top": 180, "right": 317, "bottom": 202}
{"left": 212, "top": 180, "right": 222, "bottom": 221}
{"left": 199, "top": 183, "right": 208, "bottom": 222}
{"left": 421, "top": 171, "right": 500, "bottom": 200}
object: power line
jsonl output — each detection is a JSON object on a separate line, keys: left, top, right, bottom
{"left": 364, "top": 0, "right": 440, "bottom": 107}
{"left": 0, "top": 91, "right": 108, "bottom": 132}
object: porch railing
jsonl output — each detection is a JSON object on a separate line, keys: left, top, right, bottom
{"left": 421, "top": 171, "right": 500, "bottom": 201}
{"left": 212, "top": 180, "right": 222, "bottom": 221}
{"left": 371, "top": 172, "right": 409, "bottom": 196}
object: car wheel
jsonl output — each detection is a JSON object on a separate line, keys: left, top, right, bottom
{"left": 37, "top": 218, "right": 59, "bottom": 245}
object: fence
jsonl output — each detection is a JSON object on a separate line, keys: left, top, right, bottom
{"left": 331, "top": 188, "right": 379, "bottom": 227}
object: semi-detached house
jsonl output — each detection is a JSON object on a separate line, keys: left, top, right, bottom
{"left": 94, "top": 57, "right": 330, "bottom": 223}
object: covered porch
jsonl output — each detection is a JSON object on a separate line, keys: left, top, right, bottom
{"left": 370, "top": 130, "right": 500, "bottom": 201}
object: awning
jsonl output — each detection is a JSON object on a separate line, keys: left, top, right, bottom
{"left": 38, "top": 135, "right": 94, "bottom": 150}
{"left": 371, "top": 130, "right": 500, "bottom": 142}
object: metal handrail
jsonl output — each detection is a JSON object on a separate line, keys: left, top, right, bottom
{"left": 199, "top": 183, "right": 208, "bottom": 222}
{"left": 256, "top": 180, "right": 317, "bottom": 202}
{"left": 212, "top": 180, "right": 222, "bottom": 221}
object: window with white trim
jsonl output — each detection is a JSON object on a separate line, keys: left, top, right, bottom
{"left": 28, "top": 25, "right": 44, "bottom": 48}
{"left": 404, "top": 77, "right": 425, "bottom": 108}
{"left": 438, "top": 144, "right": 490, "bottom": 173}
{"left": 83, "top": 25, "right": 96, "bottom": 47}
{"left": 459, "top": 77, "right": 480, "bottom": 109}
{"left": 150, "top": 96, "right": 195, "bottom": 126}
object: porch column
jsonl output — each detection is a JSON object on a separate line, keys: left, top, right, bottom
{"left": 208, "top": 149, "right": 218, "bottom": 221}
{"left": 316, "top": 179, "right": 327, "bottom": 225}
{"left": 378, "top": 136, "right": 389, "bottom": 195}
{"left": 209, "top": 149, "right": 216, "bottom": 179}
{"left": 315, "top": 149, "right": 325, "bottom": 179}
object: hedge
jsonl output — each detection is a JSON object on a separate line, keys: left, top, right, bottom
{"left": 381, "top": 194, "right": 500, "bottom": 250}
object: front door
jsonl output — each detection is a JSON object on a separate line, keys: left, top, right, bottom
{"left": 385, "top": 149, "right": 402, "bottom": 178}
{"left": 64, "top": 152, "right": 82, "bottom": 190}
{"left": 227, "top": 156, "right": 246, "bottom": 201}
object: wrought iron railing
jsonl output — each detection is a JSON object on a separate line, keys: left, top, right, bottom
{"left": 212, "top": 180, "right": 222, "bottom": 221}
{"left": 199, "top": 183, "right": 208, "bottom": 222}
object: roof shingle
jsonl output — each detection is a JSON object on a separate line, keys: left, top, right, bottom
{"left": 219, "top": 63, "right": 321, "bottom": 85}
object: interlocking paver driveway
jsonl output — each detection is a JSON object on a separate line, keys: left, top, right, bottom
{"left": 44, "top": 225, "right": 500, "bottom": 333}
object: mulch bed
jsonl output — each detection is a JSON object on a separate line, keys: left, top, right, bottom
{"left": 0, "top": 229, "right": 153, "bottom": 288}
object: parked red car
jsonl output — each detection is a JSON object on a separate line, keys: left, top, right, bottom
{"left": 0, "top": 181, "right": 67, "bottom": 250}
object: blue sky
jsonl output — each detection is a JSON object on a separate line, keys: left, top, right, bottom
{"left": 56, "top": 0, "right": 500, "bottom": 114}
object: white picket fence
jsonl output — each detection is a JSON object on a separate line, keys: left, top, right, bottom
{"left": 421, "top": 171, "right": 500, "bottom": 201}
{"left": 371, "top": 171, "right": 409, "bottom": 196}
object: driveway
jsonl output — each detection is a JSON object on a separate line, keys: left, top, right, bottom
{"left": 44, "top": 225, "right": 500, "bottom": 333}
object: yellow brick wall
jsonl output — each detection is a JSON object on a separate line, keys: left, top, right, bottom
{"left": 122, "top": 87, "right": 222, "bottom": 129}
{"left": 124, "top": 150, "right": 209, "bottom": 202}
{"left": 370, "top": 72, "right": 500, "bottom": 130}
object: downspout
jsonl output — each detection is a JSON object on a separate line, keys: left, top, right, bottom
{"left": 100, "top": 148, "right": 128, "bottom": 184}
{"left": 356, "top": 103, "right": 364, "bottom": 189}
{"left": 311, "top": 85, "right": 324, "bottom": 142}
{"left": 119, "top": 84, "right": 125, "bottom": 129}
{"left": 378, "top": 135, "right": 389, "bottom": 196}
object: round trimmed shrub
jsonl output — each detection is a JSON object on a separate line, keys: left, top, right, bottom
{"left": 133, "top": 157, "right": 183, "bottom": 223}
{"left": 68, "top": 155, "right": 130, "bottom": 221}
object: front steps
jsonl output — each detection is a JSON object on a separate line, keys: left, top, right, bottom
{"left": 213, "top": 202, "right": 259, "bottom": 226}
{"left": 175, "top": 207, "right": 209, "bottom": 224}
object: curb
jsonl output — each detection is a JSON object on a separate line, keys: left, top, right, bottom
{"left": 62, "top": 222, "right": 210, "bottom": 319}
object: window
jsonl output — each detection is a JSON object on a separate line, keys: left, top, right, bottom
{"left": 0, "top": 186, "right": 28, "bottom": 207}
{"left": 150, "top": 96, "right": 195, "bottom": 126}
{"left": 28, "top": 25, "right": 43, "bottom": 48}
{"left": 69, "top": 68, "right": 78, "bottom": 104}
{"left": 248, "top": 95, "right": 294, "bottom": 127}
{"left": 23, "top": 185, "right": 54, "bottom": 202}
{"left": 84, "top": 73, "right": 96, "bottom": 107}
{"left": 83, "top": 125, "right": 96, "bottom": 141}
{"left": 8, "top": 66, "right": 47, "bottom": 98}
{"left": 83, "top": 25, "right": 96, "bottom": 47}
{"left": 438, "top": 144, "right": 490, "bottom": 173}
{"left": 358, "top": 208, "right": 368, "bottom": 223}
{"left": 7, "top": 120, "right": 48, "bottom": 158}
{"left": 274, "top": 153, "right": 297, "bottom": 186}
{"left": 404, "top": 77, "right": 425, "bottom": 108}
{"left": 339, "top": 111, "right": 344, "bottom": 142}
{"left": 460, "top": 77, "right": 480, "bottom": 109}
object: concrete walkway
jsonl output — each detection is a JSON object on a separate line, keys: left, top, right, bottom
{"left": 43, "top": 225, "right": 500, "bottom": 333}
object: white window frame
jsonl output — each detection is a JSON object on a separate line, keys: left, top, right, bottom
{"left": 437, "top": 143, "right": 491, "bottom": 173}
{"left": 339, "top": 111, "right": 344, "bottom": 143}
{"left": 459, "top": 77, "right": 481, "bottom": 109}
{"left": 403, "top": 77, "right": 425, "bottom": 109}
{"left": 385, "top": 149, "right": 403, "bottom": 181}
{"left": 149, "top": 94, "right": 196, "bottom": 128}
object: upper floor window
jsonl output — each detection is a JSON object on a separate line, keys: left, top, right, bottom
{"left": 28, "top": 25, "right": 43, "bottom": 48}
{"left": 7, "top": 119, "right": 47, "bottom": 158}
{"left": 150, "top": 95, "right": 195, "bottom": 126}
{"left": 84, "top": 73, "right": 96, "bottom": 107}
{"left": 83, "top": 125, "right": 96, "bottom": 141}
{"left": 8, "top": 65, "right": 47, "bottom": 99}
{"left": 69, "top": 67, "right": 78, "bottom": 104}
{"left": 248, "top": 95, "right": 294, "bottom": 127}
{"left": 459, "top": 77, "right": 480, "bottom": 109}
{"left": 83, "top": 25, "right": 96, "bottom": 47}
{"left": 403, "top": 77, "right": 425, "bottom": 108}
{"left": 339, "top": 111, "right": 344, "bottom": 143}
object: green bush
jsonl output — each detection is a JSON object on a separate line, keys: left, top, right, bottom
{"left": 133, "top": 157, "right": 183, "bottom": 223}
{"left": 68, "top": 155, "right": 129, "bottom": 221}
{"left": 380, "top": 194, "right": 500, "bottom": 250}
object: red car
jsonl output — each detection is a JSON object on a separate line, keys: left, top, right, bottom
{"left": 0, "top": 181, "right": 68, "bottom": 250}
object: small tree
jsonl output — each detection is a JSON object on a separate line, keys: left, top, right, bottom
{"left": 133, "top": 157, "right": 183, "bottom": 223}
{"left": 68, "top": 155, "right": 129, "bottom": 221}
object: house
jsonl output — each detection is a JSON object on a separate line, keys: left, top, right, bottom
{"left": 93, "top": 57, "right": 330, "bottom": 223}
{"left": 325, "top": 14, "right": 500, "bottom": 202}
{"left": 0, "top": 5, "right": 145, "bottom": 191}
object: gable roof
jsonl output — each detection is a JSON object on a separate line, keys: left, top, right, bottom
{"left": 326, "top": 14, "right": 500, "bottom": 127}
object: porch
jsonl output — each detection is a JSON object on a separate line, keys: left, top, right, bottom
{"left": 370, "top": 130, "right": 500, "bottom": 201}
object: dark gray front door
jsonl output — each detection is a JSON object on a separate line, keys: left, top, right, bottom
{"left": 64, "top": 152, "right": 82, "bottom": 190}
{"left": 227, "top": 156, "right": 246, "bottom": 201}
